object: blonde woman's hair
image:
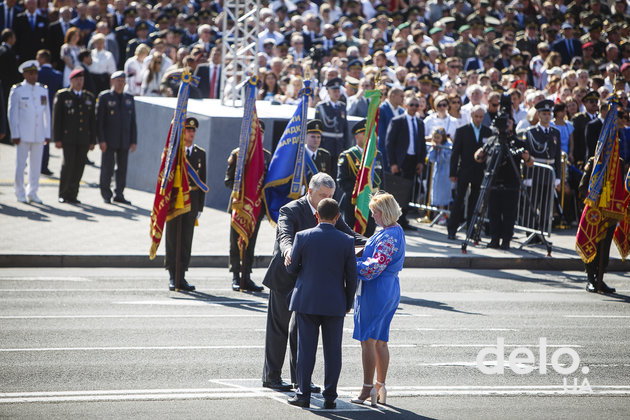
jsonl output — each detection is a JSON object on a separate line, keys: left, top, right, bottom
{"left": 369, "top": 191, "right": 402, "bottom": 226}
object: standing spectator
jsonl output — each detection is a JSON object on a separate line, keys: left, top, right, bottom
{"left": 424, "top": 94, "right": 458, "bottom": 140}
{"left": 552, "top": 22, "right": 582, "bottom": 66}
{"left": 70, "top": 2, "right": 96, "bottom": 45}
{"left": 550, "top": 102, "right": 574, "bottom": 160}
{"left": 12, "top": 0, "right": 48, "bottom": 63}
{"left": 377, "top": 87, "right": 405, "bottom": 172}
{"left": 258, "top": 70, "right": 279, "bottom": 101}
{"left": 0, "top": 29, "right": 21, "bottom": 120}
{"left": 77, "top": 49, "right": 97, "bottom": 96}
{"left": 194, "top": 46, "right": 221, "bottom": 98}
{"left": 36, "top": 49, "right": 62, "bottom": 177}
{"left": 52, "top": 68, "right": 96, "bottom": 204}
{"left": 427, "top": 128, "right": 453, "bottom": 225}
{"left": 96, "top": 71, "right": 136, "bottom": 204}
{"left": 46, "top": 6, "right": 72, "bottom": 71}
{"left": 8, "top": 60, "right": 50, "bottom": 203}
{"left": 386, "top": 95, "right": 426, "bottom": 231}
{"left": 60, "top": 27, "right": 82, "bottom": 87}
{"left": 0, "top": 0, "right": 21, "bottom": 31}
{"left": 123, "top": 43, "right": 150, "bottom": 96}
{"left": 114, "top": 7, "right": 138, "bottom": 68}
{"left": 125, "top": 21, "right": 152, "bottom": 61}
{"left": 447, "top": 106, "right": 492, "bottom": 240}
{"left": 141, "top": 52, "right": 165, "bottom": 96}
{"left": 448, "top": 93, "right": 467, "bottom": 128}
{"left": 88, "top": 21, "right": 120, "bottom": 69}
{"left": 89, "top": 33, "right": 116, "bottom": 93}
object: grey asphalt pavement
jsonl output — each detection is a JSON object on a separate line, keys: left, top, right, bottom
{"left": 1, "top": 267, "right": 629, "bottom": 419}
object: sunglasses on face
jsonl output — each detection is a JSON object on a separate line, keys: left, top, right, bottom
{"left": 489, "top": 102, "right": 499, "bottom": 106}
{"left": 584, "top": 99, "right": 598, "bottom": 103}
{"left": 408, "top": 103, "right": 420, "bottom": 107}
{"left": 437, "top": 102, "right": 448, "bottom": 108}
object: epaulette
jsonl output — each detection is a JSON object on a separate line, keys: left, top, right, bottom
{"left": 318, "top": 147, "right": 331, "bottom": 156}
{"left": 194, "top": 145, "right": 206, "bottom": 152}
{"left": 12, "top": 83, "right": 20, "bottom": 88}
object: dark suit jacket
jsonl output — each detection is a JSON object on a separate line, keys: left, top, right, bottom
{"left": 194, "top": 63, "right": 222, "bottom": 98}
{"left": 571, "top": 112, "right": 593, "bottom": 165}
{"left": 37, "top": 64, "right": 63, "bottom": 111}
{"left": 377, "top": 101, "right": 404, "bottom": 171}
{"left": 450, "top": 123, "right": 492, "bottom": 184}
{"left": 464, "top": 57, "right": 482, "bottom": 71}
{"left": 0, "top": 41, "right": 20, "bottom": 101}
{"left": 0, "top": 4, "right": 21, "bottom": 31}
{"left": 46, "top": 20, "right": 68, "bottom": 70}
{"left": 95, "top": 89, "right": 137, "bottom": 149}
{"left": 287, "top": 223, "right": 357, "bottom": 315}
{"left": 13, "top": 12, "right": 48, "bottom": 62}
{"left": 585, "top": 118, "right": 603, "bottom": 160}
{"left": 385, "top": 113, "right": 427, "bottom": 170}
{"left": 552, "top": 37, "right": 582, "bottom": 65}
{"left": 262, "top": 195, "right": 366, "bottom": 294}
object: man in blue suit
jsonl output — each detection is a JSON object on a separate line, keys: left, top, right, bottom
{"left": 286, "top": 198, "right": 357, "bottom": 409}
{"left": 552, "top": 22, "right": 582, "bottom": 66}
{"left": 36, "top": 49, "right": 62, "bottom": 176}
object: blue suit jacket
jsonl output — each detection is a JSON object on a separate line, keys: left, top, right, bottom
{"left": 378, "top": 101, "right": 404, "bottom": 171}
{"left": 287, "top": 223, "right": 357, "bottom": 316}
{"left": 552, "top": 37, "right": 582, "bottom": 66}
{"left": 38, "top": 65, "right": 63, "bottom": 111}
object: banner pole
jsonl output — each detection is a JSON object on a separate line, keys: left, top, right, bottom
{"left": 175, "top": 216, "right": 183, "bottom": 291}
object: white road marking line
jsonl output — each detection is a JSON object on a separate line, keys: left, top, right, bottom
{"left": 525, "top": 289, "right": 630, "bottom": 293}
{"left": 2, "top": 385, "right": 629, "bottom": 403}
{"left": 0, "top": 344, "right": 418, "bottom": 352}
{"left": 0, "top": 289, "right": 169, "bottom": 292}
{"left": 564, "top": 315, "right": 630, "bottom": 319}
{"left": 0, "top": 314, "right": 267, "bottom": 319}
{"left": 430, "top": 344, "right": 582, "bottom": 348}
{"left": 113, "top": 300, "right": 265, "bottom": 306}
{"left": 0, "top": 277, "right": 92, "bottom": 282}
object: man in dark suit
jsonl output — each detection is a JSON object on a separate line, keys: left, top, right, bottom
{"left": 447, "top": 105, "right": 492, "bottom": 239}
{"left": 285, "top": 198, "right": 357, "bottom": 409}
{"left": 96, "top": 71, "right": 137, "bottom": 205}
{"left": 571, "top": 90, "right": 599, "bottom": 167}
{"left": 12, "top": 0, "right": 47, "bottom": 63}
{"left": 164, "top": 117, "right": 206, "bottom": 292}
{"left": 385, "top": 95, "right": 426, "bottom": 230}
{"left": 585, "top": 102, "right": 607, "bottom": 160}
{"left": 552, "top": 22, "right": 582, "bottom": 66}
{"left": 0, "top": 28, "right": 20, "bottom": 142}
{"left": 52, "top": 68, "right": 96, "bottom": 204}
{"left": 194, "top": 46, "right": 221, "bottom": 98}
{"left": 261, "top": 173, "right": 365, "bottom": 392}
{"left": 36, "top": 49, "right": 62, "bottom": 176}
{"left": 378, "top": 86, "right": 405, "bottom": 171}
{"left": 0, "top": 0, "right": 21, "bottom": 31}
{"left": 224, "top": 121, "right": 270, "bottom": 292}
{"left": 46, "top": 6, "right": 72, "bottom": 70}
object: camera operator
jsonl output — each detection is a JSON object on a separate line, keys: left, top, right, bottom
{"left": 474, "top": 117, "right": 534, "bottom": 250}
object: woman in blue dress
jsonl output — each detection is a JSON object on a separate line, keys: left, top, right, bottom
{"left": 350, "top": 192, "right": 405, "bottom": 407}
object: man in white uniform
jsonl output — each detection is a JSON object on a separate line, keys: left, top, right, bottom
{"left": 8, "top": 60, "right": 51, "bottom": 203}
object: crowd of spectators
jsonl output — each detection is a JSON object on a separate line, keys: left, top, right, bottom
{"left": 1, "top": 0, "right": 630, "bottom": 225}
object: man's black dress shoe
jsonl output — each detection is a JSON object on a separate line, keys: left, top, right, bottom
{"left": 103, "top": 198, "right": 112, "bottom": 204}
{"left": 447, "top": 233, "right": 456, "bottom": 240}
{"left": 262, "top": 380, "right": 293, "bottom": 391}
{"left": 292, "top": 382, "right": 321, "bottom": 393}
{"left": 242, "top": 278, "right": 264, "bottom": 292}
{"left": 232, "top": 277, "right": 241, "bottom": 292}
{"left": 486, "top": 240, "right": 500, "bottom": 249}
{"left": 180, "top": 281, "right": 195, "bottom": 292}
{"left": 287, "top": 395, "right": 309, "bottom": 408}
{"left": 113, "top": 196, "right": 131, "bottom": 205}
{"left": 500, "top": 241, "right": 510, "bottom": 250}
{"left": 599, "top": 281, "right": 616, "bottom": 294}
{"left": 41, "top": 168, "right": 53, "bottom": 176}
{"left": 68, "top": 198, "right": 81, "bottom": 204}
{"left": 323, "top": 400, "right": 336, "bottom": 409}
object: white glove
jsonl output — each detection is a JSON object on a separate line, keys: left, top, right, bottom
{"left": 197, "top": 212, "right": 202, "bottom": 219}
{"left": 554, "top": 178, "right": 561, "bottom": 187}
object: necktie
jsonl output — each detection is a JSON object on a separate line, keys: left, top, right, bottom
{"left": 411, "top": 117, "right": 417, "bottom": 151}
{"left": 566, "top": 39, "right": 572, "bottom": 57}
{"left": 186, "top": 148, "right": 191, "bottom": 158}
{"left": 209, "top": 67, "right": 217, "bottom": 98}
{"left": 30, "top": 15, "right": 35, "bottom": 30}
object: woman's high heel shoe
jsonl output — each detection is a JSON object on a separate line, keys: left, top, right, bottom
{"left": 376, "top": 381, "right": 387, "bottom": 405}
{"left": 350, "top": 384, "right": 377, "bottom": 407}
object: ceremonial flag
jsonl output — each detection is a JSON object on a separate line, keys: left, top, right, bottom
{"left": 262, "top": 81, "right": 313, "bottom": 225}
{"left": 149, "top": 69, "right": 200, "bottom": 259}
{"left": 231, "top": 76, "right": 265, "bottom": 256}
{"left": 351, "top": 88, "right": 382, "bottom": 234}
{"left": 576, "top": 96, "right": 628, "bottom": 263}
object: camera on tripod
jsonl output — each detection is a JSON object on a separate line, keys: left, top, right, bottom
{"left": 491, "top": 93, "right": 513, "bottom": 138}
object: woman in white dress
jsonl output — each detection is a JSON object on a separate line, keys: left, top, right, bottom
{"left": 124, "top": 44, "right": 150, "bottom": 96}
{"left": 60, "top": 27, "right": 82, "bottom": 87}
{"left": 141, "top": 52, "right": 165, "bottom": 97}
{"left": 423, "top": 94, "right": 458, "bottom": 140}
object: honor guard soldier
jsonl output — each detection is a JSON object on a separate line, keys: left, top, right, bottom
{"left": 224, "top": 121, "right": 271, "bottom": 293}
{"left": 571, "top": 90, "right": 599, "bottom": 167}
{"left": 315, "top": 77, "right": 349, "bottom": 178}
{"left": 125, "top": 21, "right": 153, "bottom": 61}
{"left": 96, "top": 70, "right": 137, "bottom": 204}
{"left": 165, "top": 117, "right": 207, "bottom": 291}
{"left": 337, "top": 119, "right": 384, "bottom": 237}
{"left": 52, "top": 67, "right": 96, "bottom": 204}
{"left": 304, "top": 119, "right": 334, "bottom": 183}
{"left": 523, "top": 100, "right": 562, "bottom": 182}
{"left": 8, "top": 60, "right": 51, "bottom": 203}
{"left": 114, "top": 8, "right": 138, "bottom": 68}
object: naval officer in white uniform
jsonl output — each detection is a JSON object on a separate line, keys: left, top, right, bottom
{"left": 8, "top": 59, "right": 51, "bottom": 203}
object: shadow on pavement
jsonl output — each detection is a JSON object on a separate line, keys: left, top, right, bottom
{"left": 307, "top": 404, "right": 435, "bottom": 419}
{"left": 602, "top": 293, "right": 630, "bottom": 304}
{"left": 474, "top": 269, "right": 586, "bottom": 289}
{"left": 0, "top": 203, "right": 50, "bottom": 221}
{"left": 171, "top": 290, "right": 268, "bottom": 313}
{"left": 399, "top": 296, "right": 483, "bottom": 316}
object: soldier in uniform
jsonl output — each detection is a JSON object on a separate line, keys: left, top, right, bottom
{"left": 165, "top": 117, "right": 206, "bottom": 292}
{"left": 52, "top": 68, "right": 96, "bottom": 204}
{"left": 96, "top": 71, "right": 137, "bottom": 204}
{"left": 303, "top": 119, "right": 334, "bottom": 183}
{"left": 125, "top": 21, "right": 153, "bottom": 61}
{"left": 571, "top": 90, "right": 599, "bottom": 167}
{"left": 315, "top": 77, "right": 350, "bottom": 179}
{"left": 8, "top": 60, "right": 50, "bottom": 203}
{"left": 337, "top": 119, "right": 384, "bottom": 237}
{"left": 224, "top": 121, "right": 270, "bottom": 293}
{"left": 114, "top": 7, "right": 138, "bottom": 68}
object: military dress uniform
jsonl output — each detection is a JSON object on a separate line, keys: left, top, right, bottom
{"left": 314, "top": 78, "right": 349, "bottom": 179}
{"left": 96, "top": 72, "right": 137, "bottom": 203}
{"left": 52, "top": 70, "right": 96, "bottom": 203}
{"left": 8, "top": 60, "right": 51, "bottom": 203}
{"left": 304, "top": 120, "right": 334, "bottom": 184}
{"left": 337, "top": 119, "right": 384, "bottom": 237}
{"left": 165, "top": 117, "right": 206, "bottom": 291}
{"left": 225, "top": 144, "right": 271, "bottom": 292}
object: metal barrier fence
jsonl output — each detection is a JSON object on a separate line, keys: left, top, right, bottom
{"left": 515, "top": 162, "right": 556, "bottom": 244}
{"left": 409, "top": 151, "right": 452, "bottom": 227}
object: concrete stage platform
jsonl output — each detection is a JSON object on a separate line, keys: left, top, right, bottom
{"left": 129, "top": 98, "right": 360, "bottom": 209}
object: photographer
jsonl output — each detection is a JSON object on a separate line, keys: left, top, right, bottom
{"left": 474, "top": 117, "right": 534, "bottom": 250}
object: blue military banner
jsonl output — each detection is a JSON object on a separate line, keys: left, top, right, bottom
{"left": 262, "top": 81, "right": 313, "bottom": 225}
